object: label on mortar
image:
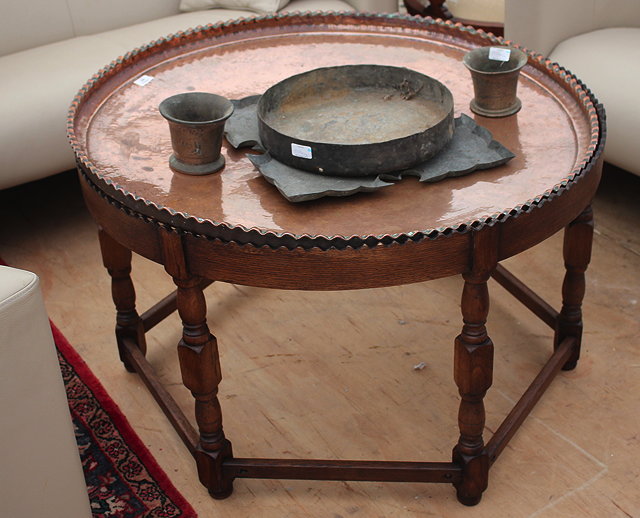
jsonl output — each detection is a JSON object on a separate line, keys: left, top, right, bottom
{"left": 488, "top": 47, "right": 511, "bottom": 62}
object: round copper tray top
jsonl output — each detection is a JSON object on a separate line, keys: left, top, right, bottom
{"left": 68, "top": 13, "right": 603, "bottom": 250}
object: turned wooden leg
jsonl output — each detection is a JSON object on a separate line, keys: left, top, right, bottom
{"left": 98, "top": 228, "right": 146, "bottom": 372}
{"left": 452, "top": 269, "right": 494, "bottom": 505}
{"left": 160, "top": 229, "right": 233, "bottom": 498}
{"left": 554, "top": 205, "right": 594, "bottom": 370}
{"left": 173, "top": 275, "right": 233, "bottom": 498}
{"left": 451, "top": 228, "right": 498, "bottom": 506}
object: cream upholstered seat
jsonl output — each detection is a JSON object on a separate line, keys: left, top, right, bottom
{"left": 0, "top": 266, "right": 91, "bottom": 517}
{"left": 505, "top": 0, "right": 640, "bottom": 176}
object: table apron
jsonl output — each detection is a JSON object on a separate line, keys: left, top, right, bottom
{"left": 79, "top": 172, "right": 471, "bottom": 289}
{"left": 79, "top": 158, "right": 601, "bottom": 290}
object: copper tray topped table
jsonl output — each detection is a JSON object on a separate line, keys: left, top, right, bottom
{"left": 68, "top": 12, "right": 604, "bottom": 506}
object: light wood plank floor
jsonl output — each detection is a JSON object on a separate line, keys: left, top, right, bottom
{"left": 1, "top": 166, "right": 638, "bottom": 517}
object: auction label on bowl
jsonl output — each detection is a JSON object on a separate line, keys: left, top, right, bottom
{"left": 291, "top": 143, "right": 313, "bottom": 159}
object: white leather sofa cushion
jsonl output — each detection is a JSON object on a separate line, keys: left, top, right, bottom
{"left": 0, "top": 0, "right": 183, "bottom": 54}
{"left": 314, "top": 0, "right": 396, "bottom": 12}
{"left": 180, "top": 0, "right": 290, "bottom": 13}
{"left": 0, "top": 266, "right": 91, "bottom": 517}
{"left": 0, "top": 0, "right": 76, "bottom": 56}
{"left": 550, "top": 28, "right": 640, "bottom": 175}
{"left": 505, "top": 0, "right": 640, "bottom": 57}
{"left": 284, "top": 0, "right": 364, "bottom": 11}
{"left": 67, "top": 0, "right": 184, "bottom": 37}
{"left": 0, "top": 0, "right": 361, "bottom": 190}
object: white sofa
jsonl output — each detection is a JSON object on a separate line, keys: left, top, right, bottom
{"left": 0, "top": 266, "right": 92, "bottom": 517}
{"left": 506, "top": 0, "right": 639, "bottom": 176}
{"left": 0, "top": 0, "right": 397, "bottom": 191}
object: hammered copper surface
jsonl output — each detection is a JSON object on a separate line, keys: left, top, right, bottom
{"left": 73, "top": 17, "right": 594, "bottom": 240}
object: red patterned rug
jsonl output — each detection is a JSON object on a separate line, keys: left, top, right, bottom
{"left": 53, "top": 323, "right": 197, "bottom": 518}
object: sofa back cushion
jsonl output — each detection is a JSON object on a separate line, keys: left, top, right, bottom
{"left": 180, "top": 0, "right": 289, "bottom": 13}
{"left": 505, "top": 0, "right": 640, "bottom": 56}
{"left": 333, "top": 0, "right": 397, "bottom": 12}
{"left": 0, "top": 0, "right": 182, "bottom": 56}
{"left": 65, "top": 0, "right": 181, "bottom": 37}
{"left": 0, "top": 0, "right": 75, "bottom": 56}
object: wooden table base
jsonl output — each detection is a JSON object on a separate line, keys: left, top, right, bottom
{"left": 99, "top": 206, "right": 594, "bottom": 506}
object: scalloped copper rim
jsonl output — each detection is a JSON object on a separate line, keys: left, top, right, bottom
{"left": 67, "top": 12, "right": 605, "bottom": 251}
{"left": 77, "top": 165, "right": 446, "bottom": 250}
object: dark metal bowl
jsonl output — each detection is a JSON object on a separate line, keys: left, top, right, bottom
{"left": 257, "top": 65, "right": 455, "bottom": 177}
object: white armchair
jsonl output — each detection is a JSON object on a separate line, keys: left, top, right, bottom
{"left": 0, "top": 266, "right": 91, "bottom": 517}
{"left": 505, "top": 0, "right": 640, "bottom": 176}
{"left": 404, "top": 0, "right": 640, "bottom": 176}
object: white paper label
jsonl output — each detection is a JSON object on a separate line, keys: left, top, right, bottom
{"left": 291, "top": 143, "right": 313, "bottom": 159}
{"left": 134, "top": 75, "right": 154, "bottom": 86}
{"left": 488, "top": 47, "right": 511, "bottom": 62}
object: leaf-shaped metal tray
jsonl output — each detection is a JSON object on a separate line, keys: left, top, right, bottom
{"left": 227, "top": 96, "right": 515, "bottom": 202}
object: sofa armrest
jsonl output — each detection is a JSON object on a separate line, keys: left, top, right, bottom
{"left": 505, "top": 0, "right": 640, "bottom": 56}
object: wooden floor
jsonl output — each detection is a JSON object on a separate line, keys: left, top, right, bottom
{"left": 1, "top": 166, "right": 638, "bottom": 517}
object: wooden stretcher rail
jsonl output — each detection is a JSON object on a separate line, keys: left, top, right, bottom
{"left": 124, "top": 332, "right": 463, "bottom": 486}
{"left": 491, "top": 264, "right": 559, "bottom": 329}
{"left": 141, "top": 291, "right": 178, "bottom": 332}
{"left": 122, "top": 268, "right": 580, "bottom": 497}
{"left": 121, "top": 337, "right": 199, "bottom": 453}
{"left": 223, "top": 458, "right": 462, "bottom": 484}
{"left": 485, "top": 336, "right": 576, "bottom": 464}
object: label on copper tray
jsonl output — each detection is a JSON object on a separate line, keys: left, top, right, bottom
{"left": 133, "top": 75, "right": 154, "bottom": 86}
